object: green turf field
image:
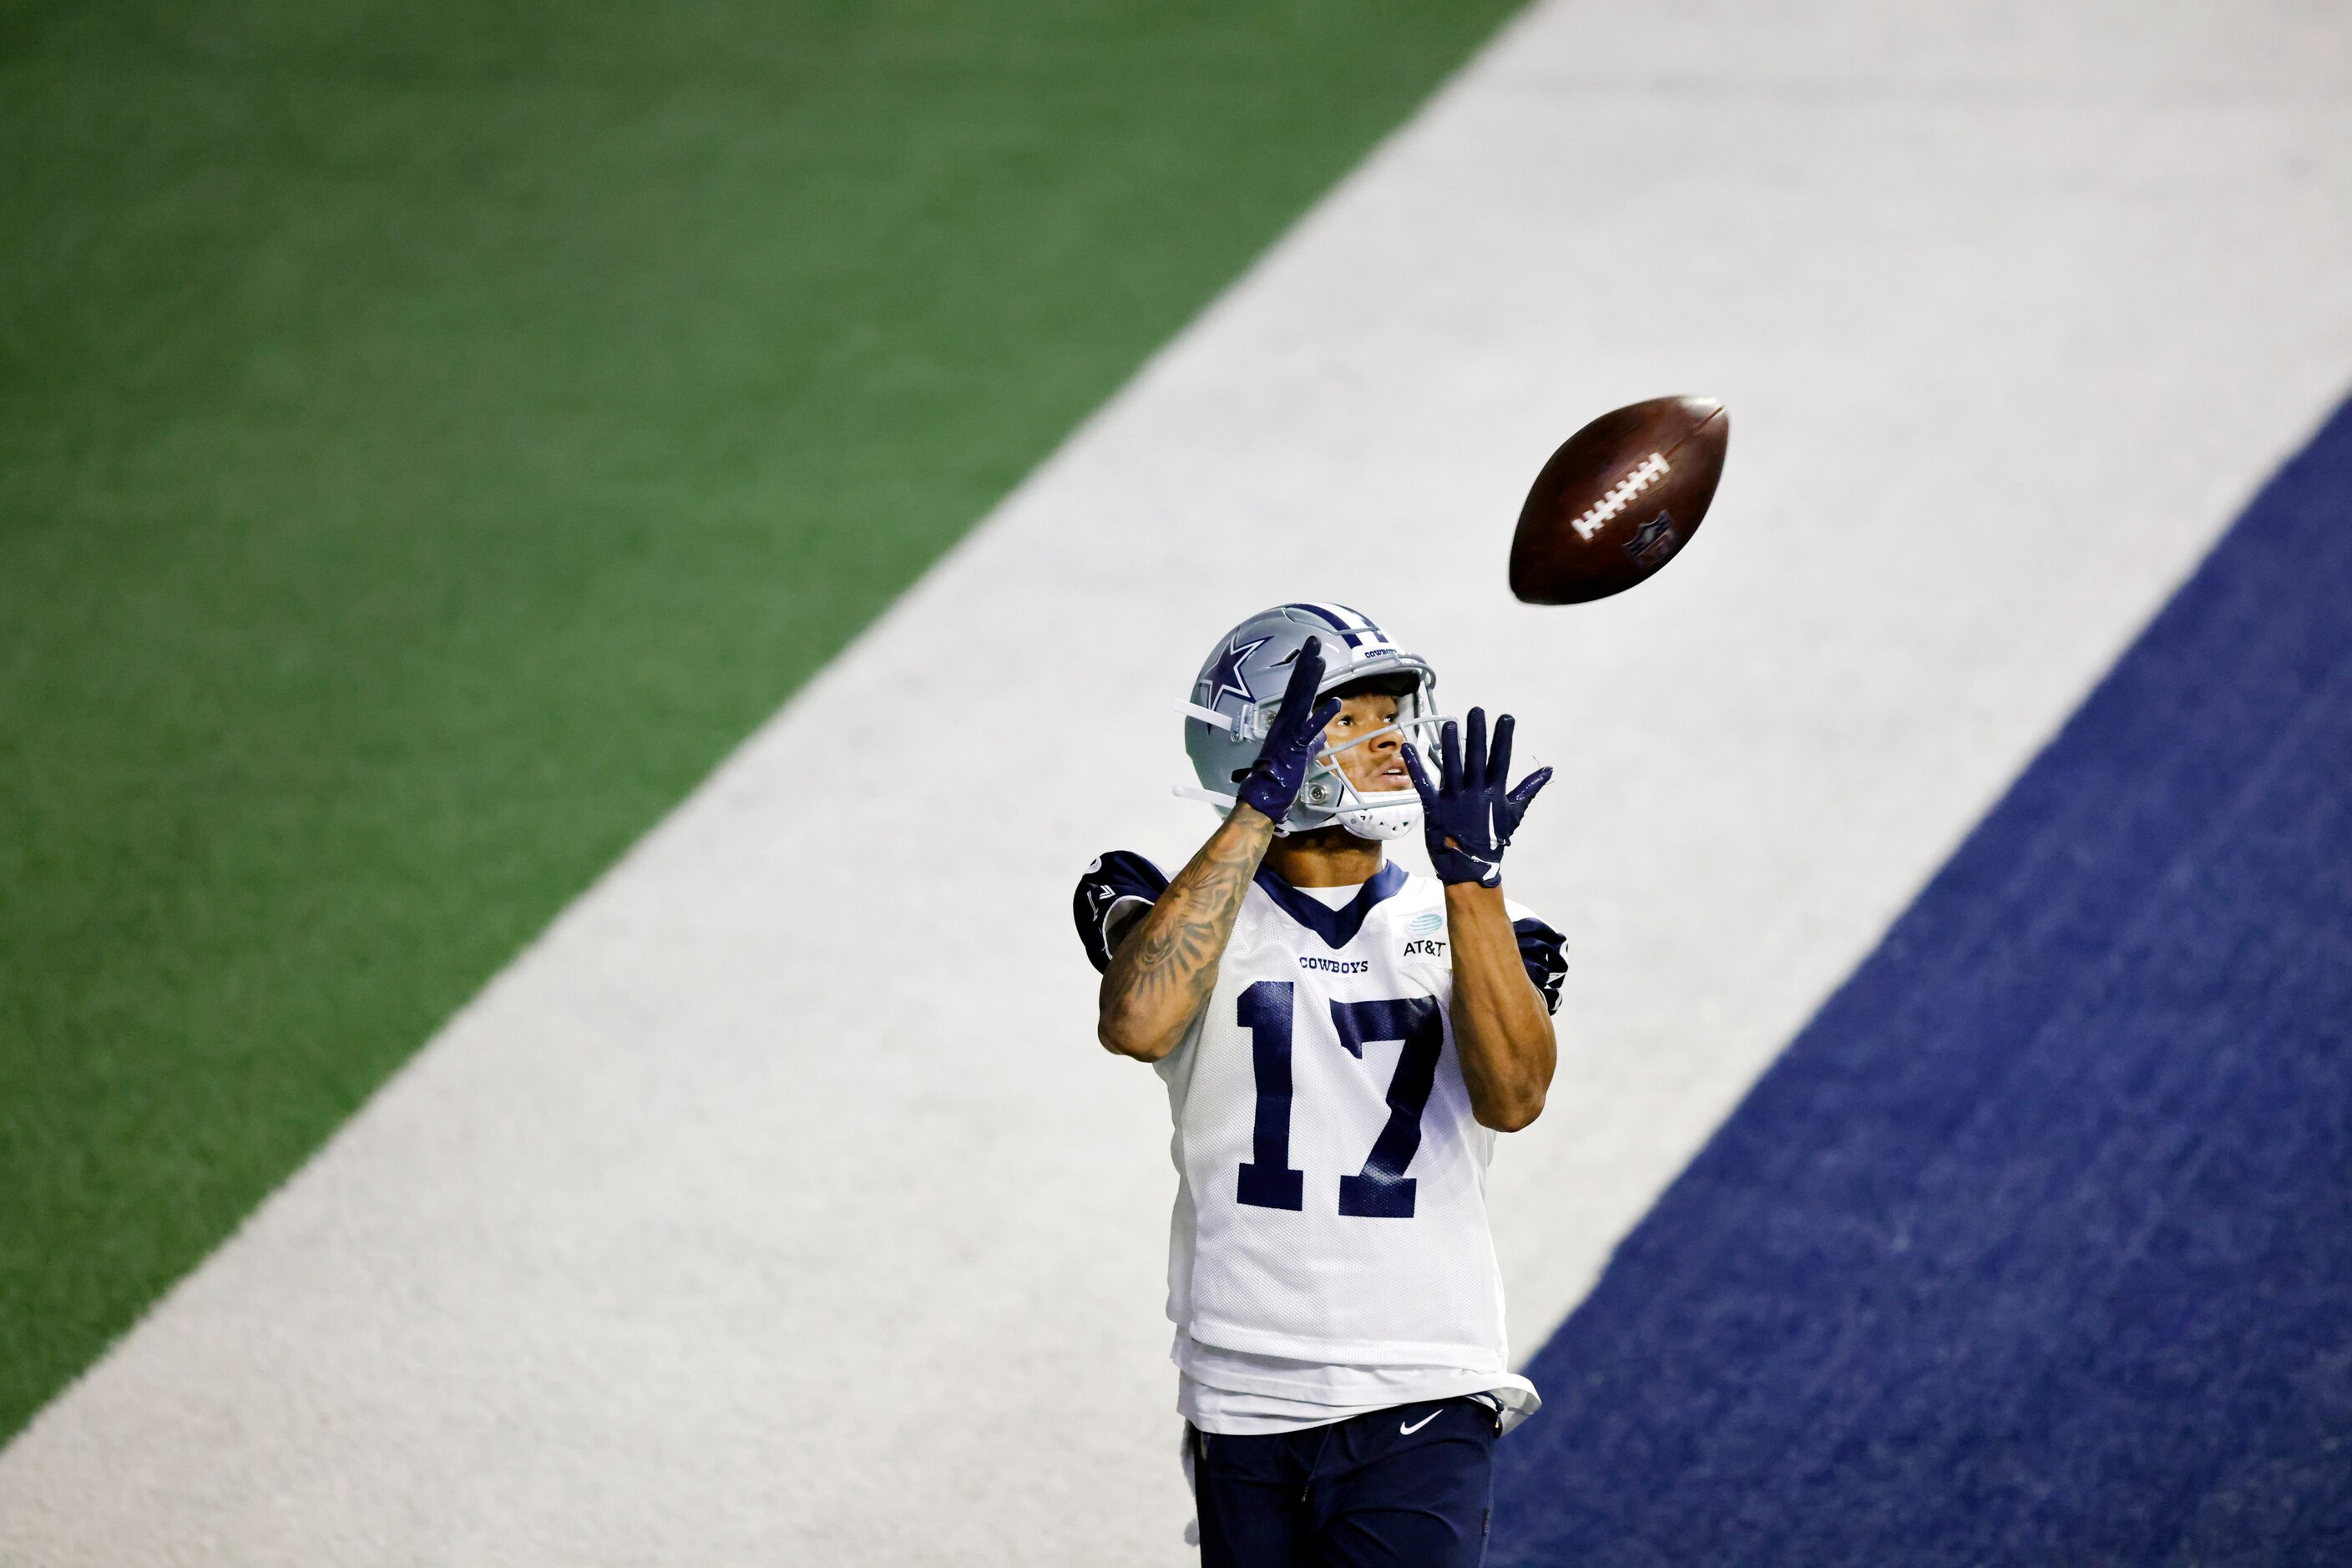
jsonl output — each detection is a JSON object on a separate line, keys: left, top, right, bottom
{"left": 0, "top": 0, "right": 1520, "bottom": 1439}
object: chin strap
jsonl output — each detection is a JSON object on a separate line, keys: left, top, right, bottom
{"left": 1177, "top": 697, "right": 1276, "bottom": 744}
{"left": 1177, "top": 698, "right": 1239, "bottom": 734}
{"left": 1177, "top": 782, "right": 1422, "bottom": 841}
{"left": 1334, "top": 800, "right": 1423, "bottom": 841}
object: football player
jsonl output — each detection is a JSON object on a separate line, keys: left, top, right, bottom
{"left": 1074, "top": 603, "right": 1565, "bottom": 1568}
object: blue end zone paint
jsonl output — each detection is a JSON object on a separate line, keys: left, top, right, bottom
{"left": 1494, "top": 397, "right": 2352, "bottom": 1565}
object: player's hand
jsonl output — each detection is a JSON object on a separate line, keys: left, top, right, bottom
{"left": 1233, "top": 636, "right": 1342, "bottom": 827}
{"left": 1402, "top": 708, "right": 1551, "bottom": 887}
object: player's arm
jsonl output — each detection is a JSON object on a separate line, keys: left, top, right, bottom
{"left": 1096, "top": 807, "right": 1276, "bottom": 1061}
{"left": 1404, "top": 708, "right": 1558, "bottom": 1131}
{"left": 1443, "top": 880, "right": 1555, "bottom": 1130}
{"left": 1095, "top": 637, "right": 1343, "bottom": 1063}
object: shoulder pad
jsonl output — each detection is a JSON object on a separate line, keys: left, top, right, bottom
{"left": 1511, "top": 917, "right": 1569, "bottom": 1014}
{"left": 1074, "top": 851, "right": 1170, "bottom": 974}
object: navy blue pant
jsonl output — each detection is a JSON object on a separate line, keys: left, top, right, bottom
{"left": 1191, "top": 1397, "right": 1499, "bottom": 1568}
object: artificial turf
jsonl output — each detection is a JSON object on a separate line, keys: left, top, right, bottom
{"left": 0, "top": 0, "right": 1520, "bottom": 1440}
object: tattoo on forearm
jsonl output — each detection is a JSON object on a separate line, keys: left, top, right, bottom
{"left": 1108, "top": 822, "right": 1264, "bottom": 1020}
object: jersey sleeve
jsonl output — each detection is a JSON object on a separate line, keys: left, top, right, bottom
{"left": 1505, "top": 906, "right": 1569, "bottom": 1014}
{"left": 1073, "top": 851, "right": 1171, "bottom": 974}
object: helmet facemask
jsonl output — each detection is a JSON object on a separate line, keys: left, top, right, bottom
{"left": 1286, "top": 672, "right": 1445, "bottom": 841}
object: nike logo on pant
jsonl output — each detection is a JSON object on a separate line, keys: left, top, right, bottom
{"left": 1399, "top": 1409, "right": 1442, "bottom": 1435}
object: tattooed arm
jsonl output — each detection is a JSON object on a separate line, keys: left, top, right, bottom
{"left": 1096, "top": 805, "right": 1277, "bottom": 1062}
{"left": 1100, "top": 632, "right": 1332, "bottom": 1061}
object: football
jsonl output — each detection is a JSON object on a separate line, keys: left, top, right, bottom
{"left": 1507, "top": 396, "right": 1729, "bottom": 604}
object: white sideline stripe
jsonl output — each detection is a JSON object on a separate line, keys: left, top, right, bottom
{"left": 7, "top": 3, "right": 2350, "bottom": 1563}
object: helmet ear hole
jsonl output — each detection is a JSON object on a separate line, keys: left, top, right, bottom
{"left": 1230, "top": 767, "right": 1252, "bottom": 782}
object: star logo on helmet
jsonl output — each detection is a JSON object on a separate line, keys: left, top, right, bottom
{"left": 1196, "top": 634, "right": 1270, "bottom": 709}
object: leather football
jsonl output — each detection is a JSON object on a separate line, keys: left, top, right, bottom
{"left": 1508, "top": 396, "right": 1728, "bottom": 604}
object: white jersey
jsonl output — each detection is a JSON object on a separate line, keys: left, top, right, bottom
{"left": 1146, "top": 862, "right": 1563, "bottom": 1372}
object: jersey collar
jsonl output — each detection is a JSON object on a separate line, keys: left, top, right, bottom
{"left": 1252, "top": 861, "right": 1409, "bottom": 949}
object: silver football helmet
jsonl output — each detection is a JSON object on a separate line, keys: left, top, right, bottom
{"left": 1176, "top": 602, "right": 1446, "bottom": 838}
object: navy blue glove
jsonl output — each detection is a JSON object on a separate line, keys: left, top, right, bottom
{"left": 1402, "top": 707, "right": 1552, "bottom": 887}
{"left": 1234, "top": 636, "right": 1342, "bottom": 826}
